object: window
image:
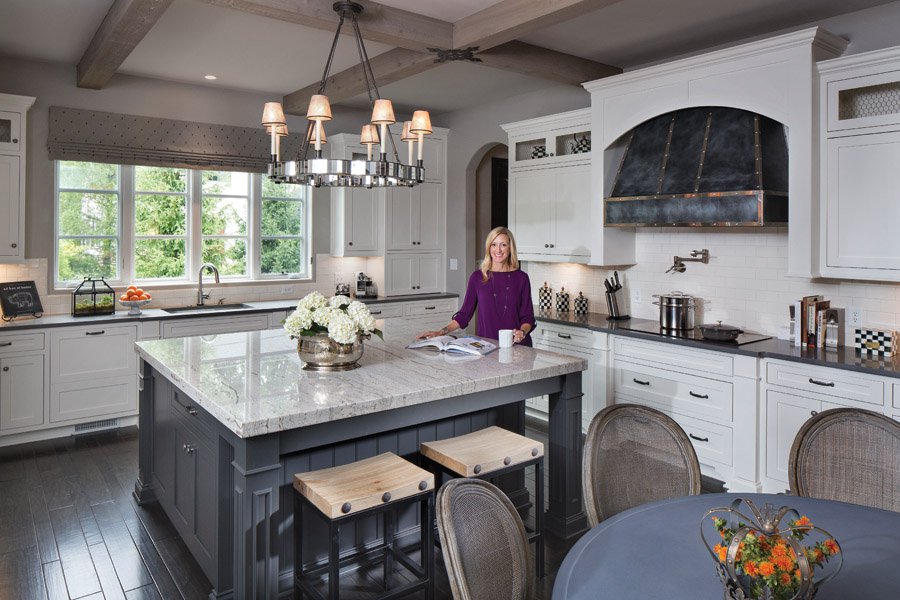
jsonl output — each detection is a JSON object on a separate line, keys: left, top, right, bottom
{"left": 55, "top": 161, "right": 311, "bottom": 286}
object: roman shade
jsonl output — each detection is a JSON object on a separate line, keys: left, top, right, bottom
{"left": 47, "top": 106, "right": 303, "bottom": 173}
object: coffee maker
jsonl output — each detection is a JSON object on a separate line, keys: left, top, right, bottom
{"left": 355, "top": 272, "right": 377, "bottom": 299}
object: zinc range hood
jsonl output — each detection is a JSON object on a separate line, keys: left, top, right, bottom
{"left": 605, "top": 106, "right": 788, "bottom": 227}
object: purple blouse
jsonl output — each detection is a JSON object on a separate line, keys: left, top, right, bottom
{"left": 453, "top": 270, "right": 537, "bottom": 347}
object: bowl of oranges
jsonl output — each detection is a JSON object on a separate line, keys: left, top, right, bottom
{"left": 119, "top": 286, "right": 152, "bottom": 315}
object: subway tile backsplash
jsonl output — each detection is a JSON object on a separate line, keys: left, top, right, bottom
{"left": 525, "top": 228, "right": 900, "bottom": 337}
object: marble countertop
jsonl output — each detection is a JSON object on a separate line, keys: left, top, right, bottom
{"left": 0, "top": 293, "right": 459, "bottom": 332}
{"left": 135, "top": 323, "right": 586, "bottom": 439}
{"left": 535, "top": 311, "right": 900, "bottom": 379}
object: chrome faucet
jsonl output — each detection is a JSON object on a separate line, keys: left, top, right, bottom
{"left": 197, "top": 263, "right": 220, "bottom": 306}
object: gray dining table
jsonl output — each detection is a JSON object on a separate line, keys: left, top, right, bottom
{"left": 553, "top": 493, "right": 900, "bottom": 599}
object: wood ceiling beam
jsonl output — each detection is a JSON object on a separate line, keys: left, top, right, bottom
{"left": 202, "top": 0, "right": 453, "bottom": 52}
{"left": 477, "top": 41, "right": 620, "bottom": 85}
{"left": 77, "top": 0, "right": 175, "bottom": 89}
{"left": 283, "top": 48, "right": 437, "bottom": 115}
{"left": 453, "top": 0, "right": 624, "bottom": 50}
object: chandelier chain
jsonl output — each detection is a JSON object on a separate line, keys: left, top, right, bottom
{"left": 351, "top": 16, "right": 401, "bottom": 164}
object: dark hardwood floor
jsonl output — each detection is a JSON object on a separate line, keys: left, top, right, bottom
{"left": 0, "top": 423, "right": 577, "bottom": 600}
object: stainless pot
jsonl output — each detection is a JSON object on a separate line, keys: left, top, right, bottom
{"left": 652, "top": 291, "right": 696, "bottom": 330}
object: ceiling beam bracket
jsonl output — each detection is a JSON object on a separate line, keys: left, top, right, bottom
{"left": 427, "top": 47, "right": 482, "bottom": 64}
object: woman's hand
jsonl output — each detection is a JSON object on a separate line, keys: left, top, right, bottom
{"left": 513, "top": 329, "right": 525, "bottom": 344}
{"left": 416, "top": 330, "right": 442, "bottom": 340}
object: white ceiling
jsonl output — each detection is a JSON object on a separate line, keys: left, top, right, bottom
{"left": 2, "top": 0, "right": 899, "bottom": 115}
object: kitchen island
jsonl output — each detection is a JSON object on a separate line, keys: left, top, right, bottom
{"left": 132, "top": 325, "right": 586, "bottom": 599}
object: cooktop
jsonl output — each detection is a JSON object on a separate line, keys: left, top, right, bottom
{"left": 613, "top": 319, "right": 772, "bottom": 346}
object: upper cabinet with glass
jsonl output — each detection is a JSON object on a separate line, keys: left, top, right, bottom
{"left": 506, "top": 108, "right": 591, "bottom": 170}
{"left": 825, "top": 55, "right": 900, "bottom": 133}
{"left": 0, "top": 93, "right": 35, "bottom": 263}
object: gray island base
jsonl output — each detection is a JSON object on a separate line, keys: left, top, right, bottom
{"left": 132, "top": 327, "right": 586, "bottom": 599}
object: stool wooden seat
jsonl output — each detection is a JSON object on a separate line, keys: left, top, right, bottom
{"left": 420, "top": 426, "right": 546, "bottom": 578}
{"left": 293, "top": 452, "right": 435, "bottom": 600}
{"left": 420, "top": 426, "right": 544, "bottom": 477}
{"left": 294, "top": 452, "right": 435, "bottom": 518}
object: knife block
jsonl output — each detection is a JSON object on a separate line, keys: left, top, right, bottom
{"left": 605, "top": 289, "right": 630, "bottom": 321}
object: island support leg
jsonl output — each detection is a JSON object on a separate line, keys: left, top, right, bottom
{"left": 545, "top": 370, "right": 587, "bottom": 540}
{"left": 231, "top": 436, "right": 283, "bottom": 600}
{"left": 133, "top": 360, "right": 156, "bottom": 505}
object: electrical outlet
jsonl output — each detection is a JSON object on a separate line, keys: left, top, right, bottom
{"left": 631, "top": 288, "right": 642, "bottom": 304}
{"left": 281, "top": 285, "right": 294, "bottom": 295}
{"left": 449, "top": 258, "right": 458, "bottom": 271}
{"left": 848, "top": 307, "right": 862, "bottom": 327}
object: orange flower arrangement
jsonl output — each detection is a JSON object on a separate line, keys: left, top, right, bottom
{"left": 710, "top": 514, "right": 840, "bottom": 600}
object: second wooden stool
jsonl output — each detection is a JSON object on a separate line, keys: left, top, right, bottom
{"left": 293, "top": 452, "right": 435, "bottom": 600}
{"left": 420, "top": 426, "right": 545, "bottom": 577}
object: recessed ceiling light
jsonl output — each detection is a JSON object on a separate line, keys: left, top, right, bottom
{"left": 204, "top": 74, "right": 217, "bottom": 80}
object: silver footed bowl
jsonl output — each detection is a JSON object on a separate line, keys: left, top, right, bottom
{"left": 296, "top": 333, "right": 363, "bottom": 371}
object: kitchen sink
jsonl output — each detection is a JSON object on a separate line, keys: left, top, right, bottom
{"left": 162, "top": 303, "right": 253, "bottom": 314}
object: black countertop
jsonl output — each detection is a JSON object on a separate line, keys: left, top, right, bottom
{"left": 535, "top": 311, "right": 900, "bottom": 380}
{"left": 0, "top": 293, "right": 459, "bottom": 332}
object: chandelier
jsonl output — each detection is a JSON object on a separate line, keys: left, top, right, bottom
{"left": 260, "top": 1, "right": 432, "bottom": 188}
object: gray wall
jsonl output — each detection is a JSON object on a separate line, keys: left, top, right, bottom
{"left": 0, "top": 58, "right": 372, "bottom": 263}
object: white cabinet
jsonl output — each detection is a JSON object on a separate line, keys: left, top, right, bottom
{"left": 386, "top": 183, "right": 442, "bottom": 251}
{"left": 610, "top": 335, "right": 760, "bottom": 492}
{"left": 0, "top": 94, "right": 35, "bottom": 263}
{"left": 818, "top": 46, "right": 900, "bottom": 281}
{"left": 761, "top": 358, "right": 891, "bottom": 491}
{"left": 384, "top": 253, "right": 442, "bottom": 295}
{"left": 0, "top": 353, "right": 45, "bottom": 430}
{"left": 49, "top": 324, "right": 138, "bottom": 423}
{"left": 530, "top": 321, "right": 610, "bottom": 432}
{"left": 331, "top": 185, "right": 382, "bottom": 257}
{"left": 503, "top": 110, "right": 593, "bottom": 263}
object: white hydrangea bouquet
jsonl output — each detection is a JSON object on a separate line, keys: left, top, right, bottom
{"left": 283, "top": 291, "right": 383, "bottom": 345}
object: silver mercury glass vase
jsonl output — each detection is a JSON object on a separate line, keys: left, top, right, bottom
{"left": 296, "top": 333, "right": 364, "bottom": 371}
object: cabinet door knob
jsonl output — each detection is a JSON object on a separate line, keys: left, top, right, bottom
{"left": 549, "top": 243, "right": 555, "bottom": 248}
{"left": 186, "top": 406, "right": 198, "bottom": 416}
{"left": 12, "top": 139, "right": 17, "bottom": 144}
{"left": 2, "top": 367, "right": 8, "bottom": 372}
{"left": 10, "top": 243, "right": 16, "bottom": 249}
{"left": 348, "top": 242, "right": 353, "bottom": 246}
{"left": 544, "top": 244, "right": 549, "bottom": 248}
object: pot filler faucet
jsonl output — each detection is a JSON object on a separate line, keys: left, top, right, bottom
{"left": 197, "top": 263, "right": 220, "bottom": 306}
{"left": 666, "top": 249, "right": 710, "bottom": 274}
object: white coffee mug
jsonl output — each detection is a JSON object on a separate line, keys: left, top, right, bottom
{"left": 498, "top": 347, "right": 514, "bottom": 364}
{"left": 498, "top": 329, "right": 514, "bottom": 348}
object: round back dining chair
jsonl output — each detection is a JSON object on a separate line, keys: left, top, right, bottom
{"left": 582, "top": 404, "right": 702, "bottom": 527}
{"left": 436, "top": 478, "right": 534, "bottom": 600}
{"left": 789, "top": 407, "right": 900, "bottom": 512}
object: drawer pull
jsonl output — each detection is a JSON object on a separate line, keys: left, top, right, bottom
{"left": 370, "top": 311, "right": 382, "bottom": 315}
{"left": 557, "top": 333, "right": 572, "bottom": 339}
{"left": 689, "top": 391, "right": 709, "bottom": 399}
{"left": 186, "top": 406, "right": 198, "bottom": 416}
{"left": 424, "top": 306, "right": 436, "bottom": 310}
{"left": 633, "top": 378, "right": 650, "bottom": 386}
{"left": 0, "top": 342, "right": 11, "bottom": 347}
{"left": 689, "top": 433, "right": 709, "bottom": 443}
{"left": 808, "top": 378, "right": 835, "bottom": 387}
{"left": 85, "top": 330, "right": 106, "bottom": 336}
{"left": 183, "top": 443, "right": 195, "bottom": 454}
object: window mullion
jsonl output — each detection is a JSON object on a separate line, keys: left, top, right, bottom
{"left": 251, "top": 174, "right": 262, "bottom": 280}
{"left": 189, "top": 169, "right": 202, "bottom": 282}
{"left": 120, "top": 165, "right": 134, "bottom": 284}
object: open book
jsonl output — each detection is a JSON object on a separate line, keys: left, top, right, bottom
{"left": 407, "top": 335, "right": 497, "bottom": 356}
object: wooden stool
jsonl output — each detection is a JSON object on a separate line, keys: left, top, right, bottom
{"left": 293, "top": 452, "right": 435, "bottom": 600}
{"left": 420, "top": 426, "right": 545, "bottom": 577}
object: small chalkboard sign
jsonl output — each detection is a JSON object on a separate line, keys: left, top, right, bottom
{"left": 0, "top": 280, "right": 44, "bottom": 321}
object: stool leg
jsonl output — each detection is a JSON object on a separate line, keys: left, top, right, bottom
{"left": 383, "top": 510, "right": 394, "bottom": 590}
{"left": 422, "top": 493, "right": 435, "bottom": 600}
{"left": 329, "top": 520, "right": 341, "bottom": 600}
{"left": 295, "top": 494, "right": 305, "bottom": 599}
{"left": 535, "top": 459, "right": 545, "bottom": 579}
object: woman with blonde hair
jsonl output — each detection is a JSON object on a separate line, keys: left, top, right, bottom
{"left": 417, "top": 226, "right": 536, "bottom": 346}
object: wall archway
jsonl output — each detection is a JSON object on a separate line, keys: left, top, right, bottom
{"left": 464, "top": 141, "right": 508, "bottom": 276}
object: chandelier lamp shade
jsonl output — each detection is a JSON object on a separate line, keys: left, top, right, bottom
{"left": 261, "top": 1, "right": 431, "bottom": 188}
